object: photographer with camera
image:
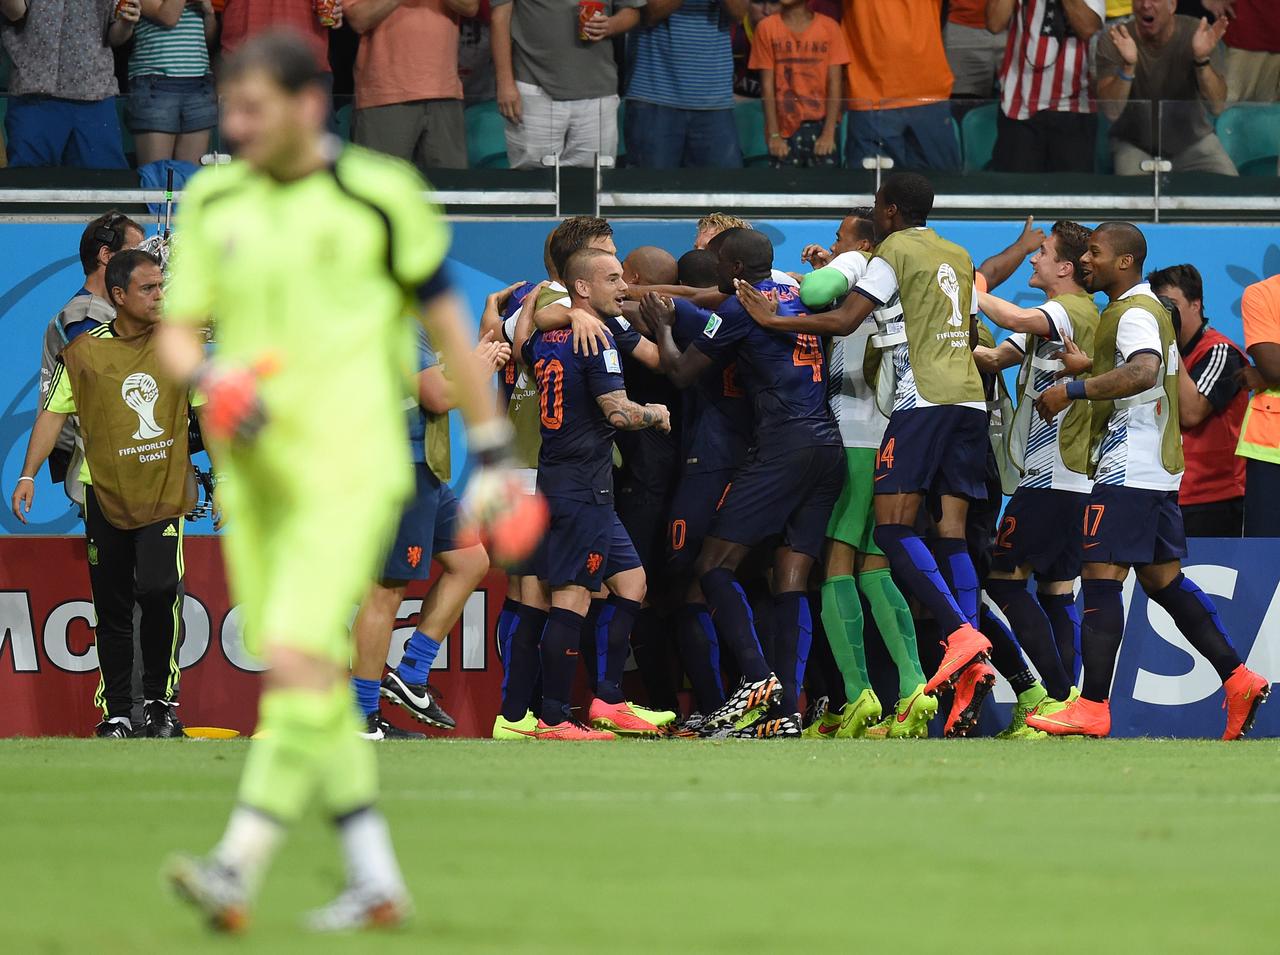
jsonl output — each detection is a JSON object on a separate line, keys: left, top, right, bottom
{"left": 987, "top": 0, "right": 1105, "bottom": 172}
{"left": 13, "top": 250, "right": 200, "bottom": 739}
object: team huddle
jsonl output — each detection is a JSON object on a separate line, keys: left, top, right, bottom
{"left": 463, "top": 175, "right": 1270, "bottom": 744}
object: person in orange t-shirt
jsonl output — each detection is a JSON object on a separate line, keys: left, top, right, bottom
{"left": 749, "top": 0, "right": 850, "bottom": 167}
{"left": 1236, "top": 273, "right": 1280, "bottom": 537}
{"left": 840, "top": 0, "right": 960, "bottom": 171}
{"left": 346, "top": 0, "right": 474, "bottom": 170}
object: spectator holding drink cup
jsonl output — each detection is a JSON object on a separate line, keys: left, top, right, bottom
{"left": 314, "top": 0, "right": 342, "bottom": 27}
{"left": 0, "top": 0, "right": 139, "bottom": 169}
{"left": 491, "top": 0, "right": 644, "bottom": 168}
{"left": 221, "top": 1, "right": 340, "bottom": 97}
{"left": 578, "top": 0, "right": 605, "bottom": 41}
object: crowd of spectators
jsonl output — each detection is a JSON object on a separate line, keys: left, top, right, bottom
{"left": 0, "top": 0, "right": 1274, "bottom": 174}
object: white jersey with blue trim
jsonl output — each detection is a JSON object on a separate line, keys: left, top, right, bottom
{"left": 1095, "top": 283, "right": 1183, "bottom": 493}
{"left": 1008, "top": 298, "right": 1092, "bottom": 493}
{"left": 821, "top": 252, "right": 889, "bottom": 449}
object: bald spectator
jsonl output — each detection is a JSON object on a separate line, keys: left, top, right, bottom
{"left": 1096, "top": 0, "right": 1236, "bottom": 175}
{"left": 1236, "top": 273, "right": 1280, "bottom": 537}
{"left": 347, "top": 0, "right": 476, "bottom": 170}
{"left": 491, "top": 0, "right": 643, "bottom": 168}
{"left": 0, "top": 0, "right": 138, "bottom": 169}
{"left": 1203, "top": 0, "right": 1280, "bottom": 104}
{"left": 987, "top": 0, "right": 1104, "bottom": 173}
{"left": 840, "top": 0, "right": 960, "bottom": 171}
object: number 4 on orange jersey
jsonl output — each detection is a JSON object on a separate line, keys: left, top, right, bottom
{"left": 791, "top": 334, "right": 823, "bottom": 382}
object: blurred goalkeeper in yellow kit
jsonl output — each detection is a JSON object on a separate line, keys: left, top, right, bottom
{"left": 157, "top": 30, "right": 540, "bottom": 933}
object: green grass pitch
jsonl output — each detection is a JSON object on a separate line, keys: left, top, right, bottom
{"left": 3, "top": 738, "right": 1278, "bottom": 954}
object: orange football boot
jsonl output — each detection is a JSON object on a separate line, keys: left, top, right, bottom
{"left": 1026, "top": 695, "right": 1111, "bottom": 737}
{"left": 924, "top": 624, "right": 992, "bottom": 694}
{"left": 1222, "top": 665, "right": 1270, "bottom": 741}
{"left": 533, "top": 719, "right": 616, "bottom": 741}
{"left": 944, "top": 661, "right": 996, "bottom": 738}
{"left": 588, "top": 698, "right": 675, "bottom": 736}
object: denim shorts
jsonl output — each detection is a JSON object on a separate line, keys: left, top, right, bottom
{"left": 126, "top": 74, "right": 218, "bottom": 134}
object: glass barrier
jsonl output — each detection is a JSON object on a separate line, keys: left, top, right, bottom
{"left": 0, "top": 92, "right": 1273, "bottom": 218}
{"left": 1156, "top": 97, "right": 1280, "bottom": 220}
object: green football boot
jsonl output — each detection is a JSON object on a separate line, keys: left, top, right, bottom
{"left": 885, "top": 684, "right": 938, "bottom": 739}
{"left": 865, "top": 715, "right": 892, "bottom": 739}
{"left": 997, "top": 683, "right": 1049, "bottom": 739}
{"left": 492, "top": 710, "right": 539, "bottom": 740}
{"left": 835, "top": 688, "right": 882, "bottom": 739}
{"left": 1033, "top": 686, "right": 1080, "bottom": 719}
{"left": 802, "top": 711, "right": 843, "bottom": 739}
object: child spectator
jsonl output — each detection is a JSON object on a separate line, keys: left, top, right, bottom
{"left": 128, "top": 1, "right": 219, "bottom": 165}
{"left": 748, "top": 0, "right": 849, "bottom": 167}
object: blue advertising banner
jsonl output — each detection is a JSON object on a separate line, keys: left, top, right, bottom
{"left": 983, "top": 538, "right": 1280, "bottom": 738}
{"left": 3, "top": 217, "right": 1277, "bottom": 535}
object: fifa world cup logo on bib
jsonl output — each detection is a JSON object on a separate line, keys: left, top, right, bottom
{"left": 121, "top": 372, "right": 166, "bottom": 440}
{"left": 936, "top": 263, "right": 963, "bottom": 327}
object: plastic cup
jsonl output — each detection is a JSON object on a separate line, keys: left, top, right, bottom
{"left": 578, "top": 0, "right": 605, "bottom": 41}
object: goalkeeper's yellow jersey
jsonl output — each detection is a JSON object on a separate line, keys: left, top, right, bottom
{"left": 164, "top": 144, "right": 449, "bottom": 491}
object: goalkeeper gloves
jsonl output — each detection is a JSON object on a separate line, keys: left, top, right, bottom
{"left": 191, "top": 357, "right": 275, "bottom": 445}
{"left": 460, "top": 419, "right": 548, "bottom": 567}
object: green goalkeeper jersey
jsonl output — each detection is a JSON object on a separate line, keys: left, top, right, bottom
{"left": 164, "top": 145, "right": 450, "bottom": 490}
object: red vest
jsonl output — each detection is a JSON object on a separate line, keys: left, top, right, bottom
{"left": 1180, "top": 326, "right": 1248, "bottom": 506}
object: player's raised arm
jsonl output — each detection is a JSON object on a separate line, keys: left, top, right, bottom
{"left": 976, "top": 216, "right": 1044, "bottom": 293}
{"left": 735, "top": 278, "right": 873, "bottom": 336}
{"left": 626, "top": 282, "right": 726, "bottom": 309}
{"left": 973, "top": 340, "right": 1023, "bottom": 374}
{"left": 479, "top": 281, "right": 526, "bottom": 343}
{"left": 511, "top": 280, "right": 550, "bottom": 368}
{"left": 978, "top": 289, "right": 1055, "bottom": 337}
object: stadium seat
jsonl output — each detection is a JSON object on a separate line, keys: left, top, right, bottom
{"left": 1216, "top": 103, "right": 1280, "bottom": 177}
{"left": 465, "top": 100, "right": 510, "bottom": 169}
{"left": 735, "top": 100, "right": 770, "bottom": 168}
{"left": 960, "top": 102, "right": 998, "bottom": 172}
{"left": 333, "top": 103, "right": 353, "bottom": 142}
